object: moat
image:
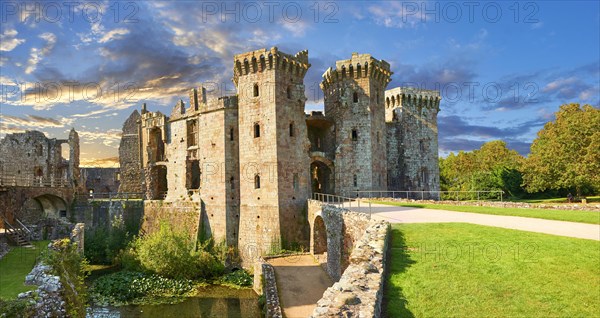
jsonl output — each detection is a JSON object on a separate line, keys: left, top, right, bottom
{"left": 88, "top": 285, "right": 261, "bottom": 318}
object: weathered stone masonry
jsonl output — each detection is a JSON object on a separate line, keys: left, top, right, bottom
{"left": 119, "top": 47, "right": 440, "bottom": 263}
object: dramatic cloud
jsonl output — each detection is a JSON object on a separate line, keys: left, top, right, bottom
{"left": 98, "top": 28, "right": 130, "bottom": 43}
{"left": 0, "top": 29, "right": 25, "bottom": 51}
{"left": 80, "top": 156, "right": 119, "bottom": 168}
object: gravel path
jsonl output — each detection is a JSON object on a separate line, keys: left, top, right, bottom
{"left": 268, "top": 254, "right": 333, "bottom": 318}
{"left": 343, "top": 203, "right": 600, "bottom": 241}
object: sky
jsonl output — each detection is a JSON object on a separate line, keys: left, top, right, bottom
{"left": 0, "top": 1, "right": 598, "bottom": 167}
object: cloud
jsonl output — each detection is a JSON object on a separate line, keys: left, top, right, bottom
{"left": 439, "top": 138, "right": 532, "bottom": 156}
{"left": 0, "top": 114, "right": 72, "bottom": 128}
{"left": 0, "top": 29, "right": 25, "bottom": 51}
{"left": 80, "top": 156, "right": 119, "bottom": 168}
{"left": 25, "top": 32, "right": 57, "bottom": 74}
{"left": 98, "top": 28, "right": 130, "bottom": 43}
{"left": 366, "top": 1, "right": 428, "bottom": 29}
{"left": 76, "top": 129, "right": 122, "bottom": 147}
{"left": 439, "top": 115, "right": 545, "bottom": 139}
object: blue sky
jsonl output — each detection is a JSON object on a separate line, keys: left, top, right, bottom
{"left": 1, "top": 1, "right": 598, "bottom": 166}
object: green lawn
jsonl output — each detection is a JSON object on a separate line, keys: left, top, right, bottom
{"left": 385, "top": 223, "right": 600, "bottom": 318}
{"left": 511, "top": 196, "right": 600, "bottom": 204}
{"left": 372, "top": 200, "right": 600, "bottom": 225}
{"left": 0, "top": 241, "right": 49, "bottom": 299}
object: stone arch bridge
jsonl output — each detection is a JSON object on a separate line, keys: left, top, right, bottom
{"left": 0, "top": 179, "right": 75, "bottom": 229}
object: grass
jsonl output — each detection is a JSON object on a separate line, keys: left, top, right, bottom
{"left": 384, "top": 223, "right": 600, "bottom": 318}
{"left": 510, "top": 196, "right": 600, "bottom": 204}
{"left": 372, "top": 200, "right": 600, "bottom": 225}
{"left": 0, "top": 241, "right": 50, "bottom": 300}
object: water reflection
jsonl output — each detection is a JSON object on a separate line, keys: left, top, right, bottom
{"left": 88, "top": 286, "right": 261, "bottom": 318}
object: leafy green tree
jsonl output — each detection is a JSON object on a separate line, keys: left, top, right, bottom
{"left": 440, "top": 141, "right": 525, "bottom": 198}
{"left": 523, "top": 103, "right": 600, "bottom": 196}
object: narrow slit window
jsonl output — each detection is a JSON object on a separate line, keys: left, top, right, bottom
{"left": 353, "top": 92, "right": 359, "bottom": 103}
{"left": 254, "top": 175, "right": 261, "bottom": 189}
{"left": 353, "top": 174, "right": 358, "bottom": 187}
{"left": 293, "top": 173, "right": 299, "bottom": 191}
{"left": 254, "top": 123, "right": 260, "bottom": 138}
{"left": 230, "top": 127, "right": 234, "bottom": 141}
{"left": 230, "top": 176, "right": 235, "bottom": 190}
{"left": 289, "top": 122, "right": 295, "bottom": 137}
{"left": 287, "top": 86, "right": 292, "bottom": 99}
{"left": 351, "top": 129, "right": 358, "bottom": 141}
{"left": 253, "top": 83, "right": 259, "bottom": 97}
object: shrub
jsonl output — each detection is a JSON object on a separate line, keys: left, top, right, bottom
{"left": 219, "top": 270, "right": 253, "bottom": 287}
{"left": 90, "top": 271, "right": 195, "bottom": 305}
{"left": 131, "top": 223, "right": 224, "bottom": 280}
{"left": 85, "top": 215, "right": 136, "bottom": 265}
{"left": 43, "top": 239, "right": 89, "bottom": 318}
{"left": 0, "top": 298, "right": 35, "bottom": 318}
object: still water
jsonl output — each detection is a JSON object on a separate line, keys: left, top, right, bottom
{"left": 88, "top": 285, "right": 262, "bottom": 318}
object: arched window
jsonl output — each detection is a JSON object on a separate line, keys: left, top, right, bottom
{"left": 253, "top": 83, "right": 259, "bottom": 97}
{"left": 349, "top": 64, "right": 354, "bottom": 77}
{"left": 287, "top": 85, "right": 292, "bottom": 99}
{"left": 353, "top": 92, "right": 359, "bottom": 103}
{"left": 386, "top": 97, "right": 390, "bottom": 108}
{"left": 391, "top": 96, "right": 395, "bottom": 106}
{"left": 254, "top": 175, "right": 261, "bottom": 189}
{"left": 364, "top": 62, "right": 368, "bottom": 74}
{"left": 357, "top": 63, "right": 361, "bottom": 77}
{"left": 268, "top": 53, "right": 273, "bottom": 69}
{"left": 289, "top": 122, "right": 295, "bottom": 137}
{"left": 254, "top": 123, "right": 260, "bottom": 138}
{"left": 341, "top": 65, "right": 346, "bottom": 78}
{"left": 259, "top": 55, "right": 266, "bottom": 71}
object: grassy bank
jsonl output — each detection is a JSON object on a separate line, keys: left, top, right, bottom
{"left": 385, "top": 223, "right": 600, "bottom": 317}
{"left": 0, "top": 241, "right": 50, "bottom": 299}
{"left": 372, "top": 200, "right": 600, "bottom": 224}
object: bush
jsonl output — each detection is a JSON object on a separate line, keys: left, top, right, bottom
{"left": 43, "top": 239, "right": 89, "bottom": 318}
{"left": 0, "top": 298, "right": 34, "bottom": 318}
{"left": 90, "top": 271, "right": 195, "bottom": 305}
{"left": 130, "top": 223, "right": 224, "bottom": 280}
{"left": 219, "top": 270, "right": 253, "bottom": 287}
{"left": 85, "top": 215, "right": 135, "bottom": 265}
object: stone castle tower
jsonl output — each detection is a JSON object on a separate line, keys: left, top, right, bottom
{"left": 321, "top": 53, "right": 392, "bottom": 196}
{"left": 233, "top": 48, "right": 311, "bottom": 255}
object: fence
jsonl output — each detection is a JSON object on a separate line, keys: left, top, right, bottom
{"left": 312, "top": 192, "right": 373, "bottom": 217}
{"left": 0, "top": 175, "right": 70, "bottom": 188}
{"left": 76, "top": 192, "right": 146, "bottom": 201}
{"left": 351, "top": 190, "right": 504, "bottom": 202}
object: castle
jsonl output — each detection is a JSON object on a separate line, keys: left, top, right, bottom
{"left": 119, "top": 48, "right": 441, "bottom": 255}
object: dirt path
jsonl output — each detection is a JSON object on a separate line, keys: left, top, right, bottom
{"left": 342, "top": 203, "right": 600, "bottom": 241}
{"left": 268, "top": 254, "right": 333, "bottom": 318}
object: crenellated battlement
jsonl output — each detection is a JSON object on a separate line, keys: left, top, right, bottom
{"left": 232, "top": 47, "right": 311, "bottom": 86}
{"left": 321, "top": 52, "right": 393, "bottom": 90}
{"left": 385, "top": 87, "right": 441, "bottom": 111}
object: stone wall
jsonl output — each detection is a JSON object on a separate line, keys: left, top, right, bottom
{"left": 19, "top": 263, "right": 67, "bottom": 317}
{"left": 376, "top": 197, "right": 600, "bottom": 212}
{"left": 253, "top": 257, "right": 283, "bottom": 318}
{"left": 311, "top": 212, "right": 389, "bottom": 317}
{"left": 0, "top": 242, "right": 9, "bottom": 260}
{"left": 81, "top": 167, "right": 120, "bottom": 194}
{"left": 142, "top": 200, "right": 201, "bottom": 239}
{"left": 119, "top": 110, "right": 144, "bottom": 193}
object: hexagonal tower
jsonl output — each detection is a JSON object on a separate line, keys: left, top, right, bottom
{"left": 321, "top": 53, "right": 392, "bottom": 196}
{"left": 233, "top": 47, "right": 311, "bottom": 258}
{"left": 385, "top": 87, "right": 441, "bottom": 195}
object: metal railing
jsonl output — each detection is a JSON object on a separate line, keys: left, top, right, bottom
{"left": 312, "top": 192, "right": 373, "bottom": 217}
{"left": 77, "top": 192, "right": 146, "bottom": 201}
{"left": 0, "top": 175, "right": 70, "bottom": 188}
{"left": 351, "top": 190, "right": 504, "bottom": 202}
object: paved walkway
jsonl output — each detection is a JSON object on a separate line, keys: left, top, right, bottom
{"left": 268, "top": 254, "right": 333, "bottom": 318}
{"left": 343, "top": 203, "right": 600, "bottom": 241}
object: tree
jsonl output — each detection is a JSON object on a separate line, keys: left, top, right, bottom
{"left": 523, "top": 104, "right": 600, "bottom": 196}
{"left": 439, "top": 141, "right": 525, "bottom": 198}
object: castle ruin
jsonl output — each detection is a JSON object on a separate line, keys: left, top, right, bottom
{"left": 119, "top": 48, "right": 441, "bottom": 257}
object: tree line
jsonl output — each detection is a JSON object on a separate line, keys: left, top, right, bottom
{"left": 439, "top": 103, "right": 599, "bottom": 198}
